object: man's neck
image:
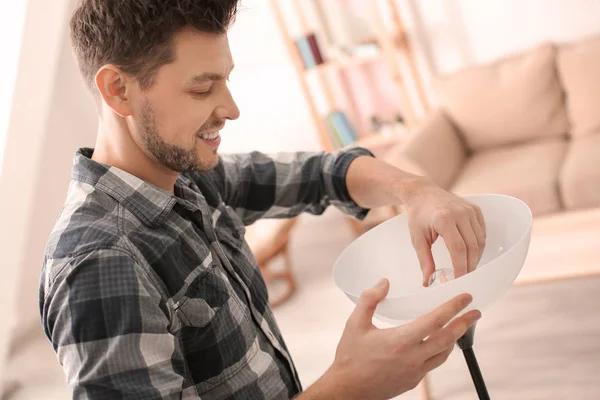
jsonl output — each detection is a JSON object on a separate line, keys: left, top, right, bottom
{"left": 92, "top": 119, "right": 179, "bottom": 194}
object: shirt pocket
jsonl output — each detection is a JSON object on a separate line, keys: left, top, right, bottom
{"left": 172, "top": 268, "right": 229, "bottom": 327}
{"left": 170, "top": 262, "right": 259, "bottom": 393}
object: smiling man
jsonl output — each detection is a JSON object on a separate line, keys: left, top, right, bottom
{"left": 40, "top": 1, "right": 485, "bottom": 399}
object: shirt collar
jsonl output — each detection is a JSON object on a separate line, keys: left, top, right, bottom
{"left": 72, "top": 148, "right": 180, "bottom": 228}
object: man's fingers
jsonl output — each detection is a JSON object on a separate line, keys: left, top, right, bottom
{"left": 436, "top": 222, "right": 468, "bottom": 278}
{"left": 348, "top": 278, "right": 390, "bottom": 331}
{"left": 469, "top": 211, "right": 486, "bottom": 265}
{"left": 475, "top": 205, "right": 487, "bottom": 239}
{"left": 420, "top": 309, "right": 481, "bottom": 359}
{"left": 456, "top": 217, "right": 480, "bottom": 274}
{"left": 403, "top": 293, "right": 473, "bottom": 341}
{"left": 414, "top": 236, "right": 436, "bottom": 287}
{"left": 422, "top": 344, "right": 454, "bottom": 373}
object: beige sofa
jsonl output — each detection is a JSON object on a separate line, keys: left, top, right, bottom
{"left": 393, "top": 36, "right": 600, "bottom": 217}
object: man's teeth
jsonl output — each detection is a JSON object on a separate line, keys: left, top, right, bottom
{"left": 200, "top": 132, "right": 219, "bottom": 140}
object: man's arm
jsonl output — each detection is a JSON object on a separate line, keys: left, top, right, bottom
{"left": 41, "top": 249, "right": 187, "bottom": 399}
{"left": 212, "top": 148, "right": 373, "bottom": 225}
{"left": 345, "top": 155, "right": 425, "bottom": 209}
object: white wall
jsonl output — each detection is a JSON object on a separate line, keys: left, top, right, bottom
{"left": 16, "top": 8, "right": 98, "bottom": 343}
{"left": 221, "top": 0, "right": 322, "bottom": 154}
{"left": 0, "top": 0, "right": 89, "bottom": 387}
{"left": 0, "top": 1, "right": 28, "bottom": 171}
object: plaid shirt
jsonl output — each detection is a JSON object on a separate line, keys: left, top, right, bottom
{"left": 40, "top": 147, "right": 371, "bottom": 399}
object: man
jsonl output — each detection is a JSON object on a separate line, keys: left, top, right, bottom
{"left": 40, "top": 1, "right": 485, "bottom": 399}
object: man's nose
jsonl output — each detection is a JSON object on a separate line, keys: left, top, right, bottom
{"left": 215, "top": 87, "right": 240, "bottom": 121}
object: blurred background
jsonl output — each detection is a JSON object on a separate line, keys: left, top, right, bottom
{"left": 1, "top": 0, "right": 600, "bottom": 399}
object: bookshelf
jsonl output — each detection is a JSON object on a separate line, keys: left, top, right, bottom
{"left": 269, "top": 0, "right": 429, "bottom": 152}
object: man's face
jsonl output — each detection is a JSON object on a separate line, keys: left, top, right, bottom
{"left": 130, "top": 28, "right": 239, "bottom": 173}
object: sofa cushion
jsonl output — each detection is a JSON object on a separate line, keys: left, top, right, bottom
{"left": 559, "top": 132, "right": 600, "bottom": 210}
{"left": 451, "top": 137, "right": 568, "bottom": 216}
{"left": 557, "top": 35, "right": 600, "bottom": 137}
{"left": 436, "top": 43, "right": 569, "bottom": 151}
{"left": 399, "top": 111, "right": 467, "bottom": 189}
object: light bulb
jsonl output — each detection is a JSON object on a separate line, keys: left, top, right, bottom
{"left": 428, "top": 268, "right": 455, "bottom": 287}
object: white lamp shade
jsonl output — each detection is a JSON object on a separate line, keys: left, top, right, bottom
{"left": 333, "top": 194, "right": 533, "bottom": 323}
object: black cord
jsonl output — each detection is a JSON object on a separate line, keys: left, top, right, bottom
{"left": 462, "top": 347, "right": 491, "bottom": 400}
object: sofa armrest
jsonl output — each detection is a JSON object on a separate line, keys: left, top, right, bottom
{"left": 397, "top": 110, "right": 468, "bottom": 190}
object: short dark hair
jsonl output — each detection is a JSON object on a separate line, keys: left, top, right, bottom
{"left": 70, "top": 0, "right": 239, "bottom": 92}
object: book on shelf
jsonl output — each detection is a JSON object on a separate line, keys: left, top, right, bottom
{"left": 325, "top": 110, "right": 359, "bottom": 148}
{"left": 295, "top": 36, "right": 317, "bottom": 69}
{"left": 306, "top": 33, "right": 324, "bottom": 64}
{"left": 295, "top": 33, "right": 325, "bottom": 69}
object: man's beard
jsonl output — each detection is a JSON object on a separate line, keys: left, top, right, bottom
{"left": 140, "top": 99, "right": 219, "bottom": 173}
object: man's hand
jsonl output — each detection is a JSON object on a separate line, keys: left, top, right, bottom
{"left": 344, "top": 156, "right": 486, "bottom": 286}
{"left": 299, "top": 279, "right": 481, "bottom": 400}
{"left": 403, "top": 182, "right": 487, "bottom": 286}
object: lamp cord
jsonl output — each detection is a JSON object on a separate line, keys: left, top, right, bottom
{"left": 462, "top": 347, "right": 491, "bottom": 400}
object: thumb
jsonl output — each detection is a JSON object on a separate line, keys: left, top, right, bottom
{"left": 348, "top": 278, "right": 389, "bottom": 330}
{"left": 415, "top": 236, "right": 436, "bottom": 287}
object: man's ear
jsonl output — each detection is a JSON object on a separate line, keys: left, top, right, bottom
{"left": 95, "top": 65, "right": 135, "bottom": 117}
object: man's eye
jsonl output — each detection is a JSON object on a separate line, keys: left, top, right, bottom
{"left": 193, "top": 91, "right": 211, "bottom": 97}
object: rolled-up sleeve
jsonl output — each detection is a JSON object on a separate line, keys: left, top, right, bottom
{"left": 40, "top": 249, "right": 187, "bottom": 399}
{"left": 214, "top": 147, "right": 374, "bottom": 225}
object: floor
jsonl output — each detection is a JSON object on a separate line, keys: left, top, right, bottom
{"left": 3, "top": 207, "right": 600, "bottom": 399}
